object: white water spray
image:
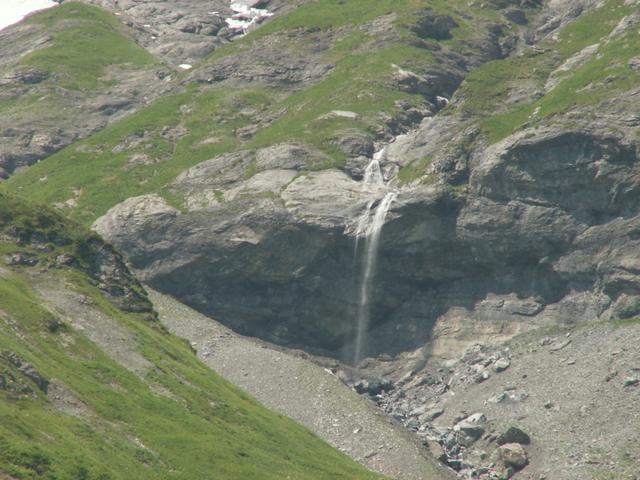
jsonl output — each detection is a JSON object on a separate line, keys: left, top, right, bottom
{"left": 362, "top": 148, "right": 386, "bottom": 186}
{"left": 353, "top": 192, "right": 397, "bottom": 365}
{"left": 352, "top": 147, "right": 397, "bottom": 365}
{"left": 354, "top": 148, "right": 386, "bottom": 253}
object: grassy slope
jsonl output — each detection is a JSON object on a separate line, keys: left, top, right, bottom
{"left": 3, "top": 1, "right": 635, "bottom": 208}
{"left": 3, "top": 0, "right": 515, "bottom": 224}
{"left": 19, "top": 2, "right": 157, "bottom": 90}
{"left": 0, "top": 192, "right": 382, "bottom": 480}
{"left": 0, "top": 1, "right": 158, "bottom": 126}
{"left": 458, "top": 0, "right": 640, "bottom": 142}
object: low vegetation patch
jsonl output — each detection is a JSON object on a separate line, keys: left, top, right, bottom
{"left": 21, "top": 2, "right": 157, "bottom": 90}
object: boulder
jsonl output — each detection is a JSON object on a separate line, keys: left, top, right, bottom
{"left": 496, "top": 426, "right": 531, "bottom": 446}
{"left": 454, "top": 413, "right": 486, "bottom": 442}
{"left": 332, "top": 131, "right": 375, "bottom": 158}
{"left": 493, "top": 358, "right": 511, "bottom": 372}
{"left": 497, "top": 443, "right": 529, "bottom": 470}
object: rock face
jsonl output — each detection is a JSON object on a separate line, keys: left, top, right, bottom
{"left": 95, "top": 122, "right": 640, "bottom": 360}
{"left": 83, "top": 0, "right": 293, "bottom": 66}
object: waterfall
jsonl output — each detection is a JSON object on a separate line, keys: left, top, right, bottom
{"left": 354, "top": 148, "right": 385, "bottom": 253}
{"left": 352, "top": 147, "right": 396, "bottom": 365}
{"left": 363, "top": 148, "right": 385, "bottom": 186}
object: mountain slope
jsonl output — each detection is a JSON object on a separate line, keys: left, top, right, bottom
{"left": 3, "top": 1, "right": 640, "bottom": 478}
{"left": 0, "top": 192, "right": 383, "bottom": 480}
{"left": 149, "top": 288, "right": 454, "bottom": 480}
{"left": 3, "top": 0, "right": 531, "bottom": 222}
{"left": 6, "top": 0, "right": 640, "bottom": 358}
{"left": 0, "top": 2, "right": 167, "bottom": 178}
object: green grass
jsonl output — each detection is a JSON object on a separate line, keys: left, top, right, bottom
{"left": 246, "top": 0, "right": 514, "bottom": 39}
{"left": 4, "top": 87, "right": 270, "bottom": 224}
{"left": 397, "top": 156, "right": 434, "bottom": 185}
{"left": 247, "top": 40, "right": 432, "bottom": 155}
{"left": 612, "top": 317, "right": 640, "bottom": 329}
{"left": 0, "top": 191, "right": 91, "bottom": 256}
{"left": 458, "top": 0, "right": 639, "bottom": 143}
{"left": 480, "top": 31, "right": 640, "bottom": 142}
{"left": 20, "top": 2, "right": 157, "bottom": 90}
{"left": 0, "top": 196, "right": 383, "bottom": 480}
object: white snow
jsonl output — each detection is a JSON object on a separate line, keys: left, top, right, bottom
{"left": 178, "top": 64, "right": 192, "bottom": 70}
{"left": 0, "top": 0, "right": 58, "bottom": 32}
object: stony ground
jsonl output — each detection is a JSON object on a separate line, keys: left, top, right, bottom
{"left": 351, "top": 320, "right": 640, "bottom": 480}
{"left": 149, "top": 288, "right": 454, "bottom": 480}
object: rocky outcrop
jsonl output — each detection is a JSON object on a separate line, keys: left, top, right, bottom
{"left": 94, "top": 119, "right": 640, "bottom": 362}
{"left": 83, "top": 0, "right": 294, "bottom": 66}
{"left": 345, "top": 318, "right": 640, "bottom": 479}
{"left": 0, "top": 351, "right": 48, "bottom": 395}
{"left": 0, "top": 192, "right": 154, "bottom": 317}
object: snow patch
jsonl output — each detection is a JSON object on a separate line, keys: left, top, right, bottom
{"left": 0, "top": 0, "right": 58, "bottom": 32}
{"left": 179, "top": 64, "right": 193, "bottom": 70}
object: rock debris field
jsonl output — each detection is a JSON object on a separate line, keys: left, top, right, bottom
{"left": 350, "top": 320, "right": 640, "bottom": 479}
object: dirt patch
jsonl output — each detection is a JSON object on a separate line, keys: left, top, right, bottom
{"left": 32, "top": 274, "right": 152, "bottom": 376}
{"left": 47, "top": 379, "right": 90, "bottom": 417}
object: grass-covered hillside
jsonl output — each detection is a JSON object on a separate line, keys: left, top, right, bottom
{"left": 5, "top": 0, "right": 640, "bottom": 209}
{"left": 0, "top": 2, "right": 165, "bottom": 178}
{"left": 2, "top": 0, "right": 537, "bottom": 223}
{"left": 0, "top": 192, "right": 383, "bottom": 480}
{"left": 458, "top": 0, "right": 640, "bottom": 142}
{"left": 18, "top": 2, "right": 157, "bottom": 90}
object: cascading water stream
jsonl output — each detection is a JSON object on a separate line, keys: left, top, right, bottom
{"left": 353, "top": 191, "right": 397, "bottom": 365}
{"left": 362, "top": 149, "right": 385, "bottom": 186}
{"left": 352, "top": 147, "right": 396, "bottom": 365}
{"left": 354, "top": 148, "right": 386, "bottom": 254}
